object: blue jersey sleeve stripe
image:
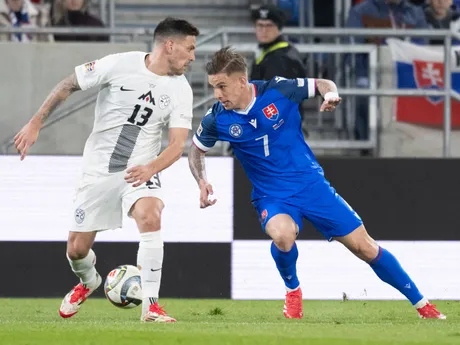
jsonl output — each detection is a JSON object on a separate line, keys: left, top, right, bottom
{"left": 192, "top": 134, "right": 213, "bottom": 152}
{"left": 307, "top": 78, "right": 316, "bottom": 98}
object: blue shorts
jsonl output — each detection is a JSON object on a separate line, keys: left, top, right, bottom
{"left": 252, "top": 178, "right": 363, "bottom": 241}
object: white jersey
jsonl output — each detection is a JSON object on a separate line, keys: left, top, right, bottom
{"left": 74, "top": 51, "right": 193, "bottom": 176}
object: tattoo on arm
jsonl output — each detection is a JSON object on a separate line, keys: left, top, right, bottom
{"left": 188, "top": 144, "right": 208, "bottom": 185}
{"left": 34, "top": 73, "right": 81, "bottom": 125}
{"left": 315, "top": 79, "right": 337, "bottom": 98}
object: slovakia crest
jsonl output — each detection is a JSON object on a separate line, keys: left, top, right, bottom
{"left": 262, "top": 103, "right": 279, "bottom": 121}
{"left": 413, "top": 60, "right": 444, "bottom": 105}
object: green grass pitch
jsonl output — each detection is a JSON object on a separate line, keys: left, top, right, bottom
{"left": 0, "top": 299, "right": 459, "bottom": 345}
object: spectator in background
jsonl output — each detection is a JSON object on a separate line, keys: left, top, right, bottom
{"left": 250, "top": 5, "right": 308, "bottom": 134}
{"left": 51, "top": 0, "right": 108, "bottom": 42}
{"left": 0, "top": 0, "right": 49, "bottom": 42}
{"left": 425, "top": 0, "right": 460, "bottom": 44}
{"left": 346, "top": 0, "right": 428, "bottom": 155}
{"left": 250, "top": 5, "right": 306, "bottom": 82}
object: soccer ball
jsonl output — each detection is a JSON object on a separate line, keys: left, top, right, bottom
{"left": 104, "top": 265, "right": 142, "bottom": 309}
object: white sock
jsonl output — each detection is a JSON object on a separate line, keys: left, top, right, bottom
{"left": 414, "top": 298, "right": 429, "bottom": 309}
{"left": 67, "top": 249, "right": 98, "bottom": 287}
{"left": 137, "top": 231, "right": 163, "bottom": 316}
{"left": 286, "top": 285, "right": 300, "bottom": 293}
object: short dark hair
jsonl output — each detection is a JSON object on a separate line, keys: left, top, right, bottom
{"left": 153, "top": 17, "right": 200, "bottom": 41}
{"left": 206, "top": 47, "right": 247, "bottom": 75}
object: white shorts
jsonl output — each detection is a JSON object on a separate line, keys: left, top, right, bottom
{"left": 71, "top": 171, "right": 163, "bottom": 232}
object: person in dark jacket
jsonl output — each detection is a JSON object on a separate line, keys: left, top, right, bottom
{"left": 425, "top": 0, "right": 460, "bottom": 44}
{"left": 51, "top": 0, "right": 108, "bottom": 42}
{"left": 249, "top": 4, "right": 308, "bottom": 137}
{"left": 250, "top": 5, "right": 307, "bottom": 82}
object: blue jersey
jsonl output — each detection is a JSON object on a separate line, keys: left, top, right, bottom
{"left": 193, "top": 77, "right": 325, "bottom": 200}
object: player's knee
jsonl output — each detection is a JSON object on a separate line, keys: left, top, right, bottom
{"left": 67, "top": 241, "right": 91, "bottom": 260}
{"left": 66, "top": 232, "right": 96, "bottom": 260}
{"left": 135, "top": 209, "right": 161, "bottom": 232}
{"left": 350, "top": 239, "right": 378, "bottom": 262}
{"left": 338, "top": 225, "right": 378, "bottom": 262}
{"left": 131, "top": 198, "right": 163, "bottom": 232}
{"left": 267, "top": 221, "right": 297, "bottom": 251}
{"left": 139, "top": 216, "right": 161, "bottom": 232}
{"left": 274, "top": 236, "right": 296, "bottom": 251}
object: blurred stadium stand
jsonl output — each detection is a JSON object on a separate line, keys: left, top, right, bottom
{"left": 0, "top": 0, "right": 459, "bottom": 157}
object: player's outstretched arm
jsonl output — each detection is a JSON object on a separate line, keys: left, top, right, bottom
{"left": 315, "top": 79, "right": 342, "bottom": 112}
{"left": 14, "top": 73, "right": 81, "bottom": 160}
{"left": 188, "top": 144, "right": 217, "bottom": 209}
{"left": 188, "top": 143, "right": 208, "bottom": 185}
{"left": 125, "top": 127, "right": 189, "bottom": 187}
{"left": 32, "top": 72, "right": 82, "bottom": 126}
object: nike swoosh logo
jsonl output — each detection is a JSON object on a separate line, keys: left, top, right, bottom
{"left": 150, "top": 268, "right": 161, "bottom": 272}
{"left": 120, "top": 86, "right": 135, "bottom": 91}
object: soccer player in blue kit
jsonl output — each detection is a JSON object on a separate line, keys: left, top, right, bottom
{"left": 188, "top": 47, "right": 445, "bottom": 320}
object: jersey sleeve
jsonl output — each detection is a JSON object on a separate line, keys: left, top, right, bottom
{"left": 74, "top": 54, "right": 120, "bottom": 91}
{"left": 272, "top": 76, "right": 316, "bottom": 103}
{"left": 192, "top": 106, "right": 219, "bottom": 152}
{"left": 169, "top": 81, "right": 193, "bottom": 129}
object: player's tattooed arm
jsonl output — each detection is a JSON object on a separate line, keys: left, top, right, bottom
{"left": 31, "top": 72, "right": 81, "bottom": 126}
{"left": 188, "top": 144, "right": 217, "bottom": 208}
{"left": 188, "top": 144, "right": 208, "bottom": 185}
{"left": 314, "top": 79, "right": 338, "bottom": 98}
{"left": 14, "top": 73, "right": 81, "bottom": 160}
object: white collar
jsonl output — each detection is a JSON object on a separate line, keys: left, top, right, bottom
{"left": 234, "top": 84, "right": 257, "bottom": 115}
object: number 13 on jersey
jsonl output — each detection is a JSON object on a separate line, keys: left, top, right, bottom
{"left": 255, "top": 134, "right": 270, "bottom": 157}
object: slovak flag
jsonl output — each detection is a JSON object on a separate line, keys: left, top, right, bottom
{"left": 387, "top": 38, "right": 460, "bottom": 127}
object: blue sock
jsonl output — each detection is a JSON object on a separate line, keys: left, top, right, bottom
{"left": 270, "top": 241, "right": 300, "bottom": 290}
{"left": 370, "top": 247, "right": 424, "bottom": 305}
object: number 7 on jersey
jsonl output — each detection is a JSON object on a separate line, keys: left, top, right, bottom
{"left": 255, "top": 134, "right": 270, "bottom": 157}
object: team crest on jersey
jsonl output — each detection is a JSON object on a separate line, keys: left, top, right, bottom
{"left": 84, "top": 61, "right": 96, "bottom": 72}
{"left": 263, "top": 103, "right": 279, "bottom": 121}
{"left": 229, "top": 124, "right": 243, "bottom": 138}
{"left": 138, "top": 91, "right": 155, "bottom": 105}
{"left": 159, "top": 94, "right": 171, "bottom": 110}
{"left": 75, "top": 208, "right": 85, "bottom": 224}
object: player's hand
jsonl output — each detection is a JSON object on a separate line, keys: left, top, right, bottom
{"left": 199, "top": 180, "right": 217, "bottom": 209}
{"left": 14, "top": 120, "right": 41, "bottom": 161}
{"left": 125, "top": 164, "right": 155, "bottom": 188}
{"left": 320, "top": 96, "right": 342, "bottom": 112}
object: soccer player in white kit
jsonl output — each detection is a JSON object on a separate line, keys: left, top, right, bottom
{"left": 13, "top": 17, "right": 199, "bottom": 323}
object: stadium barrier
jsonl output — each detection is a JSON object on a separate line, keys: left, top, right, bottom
{"left": 1, "top": 27, "right": 459, "bottom": 156}
{"left": 0, "top": 156, "right": 459, "bottom": 299}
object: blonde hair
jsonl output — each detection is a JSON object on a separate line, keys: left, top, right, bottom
{"left": 206, "top": 47, "right": 248, "bottom": 75}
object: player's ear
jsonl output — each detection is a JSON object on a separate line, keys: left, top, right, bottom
{"left": 239, "top": 74, "right": 248, "bottom": 87}
{"left": 165, "top": 39, "right": 174, "bottom": 54}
